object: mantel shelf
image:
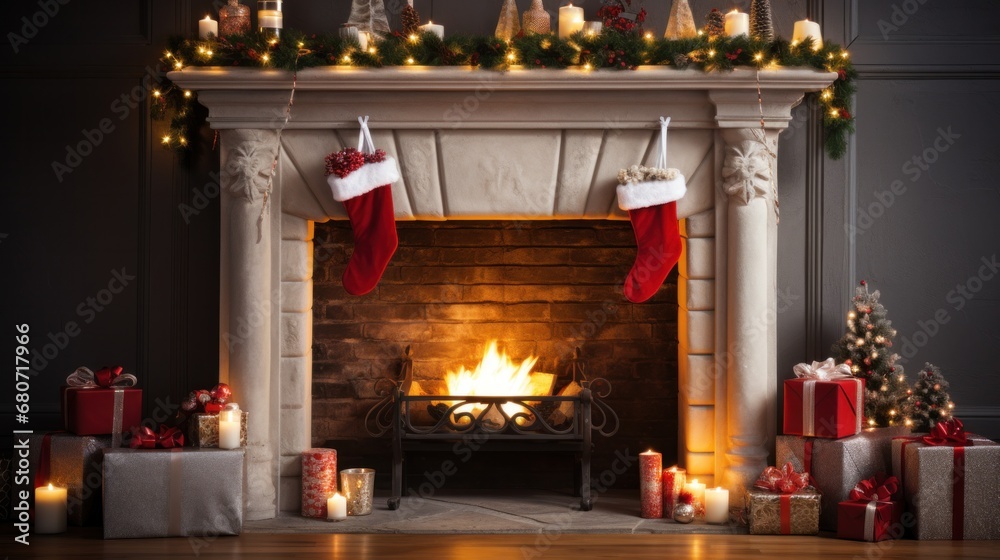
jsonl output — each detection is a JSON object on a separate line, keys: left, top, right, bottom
{"left": 169, "top": 65, "right": 836, "bottom": 93}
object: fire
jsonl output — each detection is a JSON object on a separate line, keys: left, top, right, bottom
{"left": 444, "top": 341, "right": 543, "bottom": 422}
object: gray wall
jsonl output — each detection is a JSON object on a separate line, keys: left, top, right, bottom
{"left": 2, "top": 0, "right": 998, "bottom": 439}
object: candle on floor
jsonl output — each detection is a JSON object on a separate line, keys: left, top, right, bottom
{"left": 661, "top": 466, "right": 686, "bottom": 520}
{"left": 199, "top": 16, "right": 218, "bottom": 39}
{"left": 704, "top": 486, "right": 729, "bottom": 524}
{"left": 683, "top": 478, "right": 706, "bottom": 516}
{"left": 419, "top": 20, "right": 444, "bottom": 39}
{"left": 219, "top": 403, "right": 241, "bottom": 449}
{"left": 724, "top": 10, "right": 749, "bottom": 36}
{"left": 639, "top": 450, "right": 663, "bottom": 518}
{"left": 792, "top": 19, "right": 823, "bottom": 49}
{"left": 558, "top": 4, "right": 585, "bottom": 38}
{"left": 327, "top": 492, "right": 347, "bottom": 521}
{"left": 34, "top": 483, "right": 67, "bottom": 534}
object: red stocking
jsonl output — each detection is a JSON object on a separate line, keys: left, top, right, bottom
{"left": 326, "top": 117, "right": 401, "bottom": 296}
{"left": 616, "top": 117, "right": 687, "bottom": 303}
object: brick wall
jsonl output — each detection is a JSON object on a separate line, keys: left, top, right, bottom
{"left": 312, "top": 220, "right": 678, "bottom": 490}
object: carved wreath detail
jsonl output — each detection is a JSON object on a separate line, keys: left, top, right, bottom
{"left": 225, "top": 140, "right": 274, "bottom": 203}
{"left": 722, "top": 141, "right": 772, "bottom": 204}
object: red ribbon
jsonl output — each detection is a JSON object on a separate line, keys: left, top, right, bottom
{"left": 849, "top": 474, "right": 899, "bottom": 503}
{"left": 779, "top": 494, "right": 792, "bottom": 534}
{"left": 130, "top": 425, "right": 185, "bottom": 449}
{"left": 94, "top": 366, "right": 122, "bottom": 387}
{"left": 920, "top": 418, "right": 968, "bottom": 447}
{"left": 754, "top": 462, "right": 810, "bottom": 494}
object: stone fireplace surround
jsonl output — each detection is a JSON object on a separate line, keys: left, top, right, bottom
{"left": 170, "top": 66, "right": 835, "bottom": 520}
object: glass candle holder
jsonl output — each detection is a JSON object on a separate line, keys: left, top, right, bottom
{"left": 220, "top": 0, "right": 251, "bottom": 37}
{"left": 258, "top": 0, "right": 283, "bottom": 39}
{"left": 340, "top": 468, "right": 375, "bottom": 516}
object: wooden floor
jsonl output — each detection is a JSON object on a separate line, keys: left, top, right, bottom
{"left": 7, "top": 530, "right": 997, "bottom": 559}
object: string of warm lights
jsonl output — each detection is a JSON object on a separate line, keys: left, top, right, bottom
{"left": 151, "top": 29, "right": 855, "bottom": 158}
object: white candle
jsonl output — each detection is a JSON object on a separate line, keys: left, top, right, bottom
{"left": 34, "top": 484, "right": 67, "bottom": 534}
{"left": 683, "top": 478, "right": 706, "bottom": 515}
{"left": 219, "top": 405, "right": 241, "bottom": 449}
{"left": 327, "top": 492, "right": 347, "bottom": 521}
{"left": 358, "top": 31, "right": 370, "bottom": 51}
{"left": 792, "top": 19, "right": 823, "bottom": 49}
{"left": 558, "top": 4, "right": 585, "bottom": 38}
{"left": 199, "top": 16, "right": 218, "bottom": 39}
{"left": 724, "top": 10, "right": 749, "bottom": 36}
{"left": 258, "top": 10, "right": 283, "bottom": 30}
{"left": 704, "top": 487, "right": 730, "bottom": 524}
{"left": 419, "top": 20, "right": 444, "bottom": 39}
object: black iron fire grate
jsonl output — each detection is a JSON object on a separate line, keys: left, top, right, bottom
{"left": 365, "top": 347, "right": 619, "bottom": 511}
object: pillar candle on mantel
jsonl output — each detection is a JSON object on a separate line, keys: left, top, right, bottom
{"left": 199, "top": 16, "right": 218, "bottom": 39}
{"left": 724, "top": 10, "right": 749, "bottom": 36}
{"left": 419, "top": 20, "right": 444, "bottom": 39}
{"left": 683, "top": 478, "right": 706, "bottom": 516}
{"left": 300, "top": 448, "right": 337, "bottom": 518}
{"left": 791, "top": 19, "right": 823, "bottom": 49}
{"left": 558, "top": 4, "right": 585, "bottom": 38}
{"left": 704, "top": 487, "right": 730, "bottom": 524}
{"left": 218, "top": 403, "right": 241, "bottom": 449}
{"left": 661, "top": 466, "right": 686, "bottom": 520}
{"left": 34, "top": 484, "right": 67, "bottom": 534}
{"left": 639, "top": 450, "right": 663, "bottom": 518}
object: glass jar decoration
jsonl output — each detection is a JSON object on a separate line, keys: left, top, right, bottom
{"left": 219, "top": 0, "right": 250, "bottom": 37}
{"left": 258, "top": 0, "right": 283, "bottom": 39}
{"left": 522, "top": 0, "right": 551, "bottom": 34}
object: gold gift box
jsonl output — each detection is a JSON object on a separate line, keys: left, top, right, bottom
{"left": 745, "top": 487, "right": 821, "bottom": 535}
{"left": 187, "top": 411, "right": 249, "bottom": 448}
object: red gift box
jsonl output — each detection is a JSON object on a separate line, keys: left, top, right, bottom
{"left": 836, "top": 475, "right": 903, "bottom": 542}
{"left": 783, "top": 359, "right": 864, "bottom": 439}
{"left": 61, "top": 366, "right": 142, "bottom": 440}
{"left": 837, "top": 500, "right": 902, "bottom": 541}
{"left": 63, "top": 386, "right": 142, "bottom": 435}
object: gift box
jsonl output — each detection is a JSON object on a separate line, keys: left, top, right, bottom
{"left": 103, "top": 448, "right": 244, "bottom": 539}
{"left": 783, "top": 359, "right": 864, "bottom": 439}
{"left": 836, "top": 475, "right": 903, "bottom": 542}
{"left": 891, "top": 419, "right": 1000, "bottom": 540}
{"left": 187, "top": 411, "right": 249, "bottom": 448}
{"left": 62, "top": 367, "right": 142, "bottom": 439}
{"left": 28, "top": 432, "right": 112, "bottom": 526}
{"left": 776, "top": 426, "right": 908, "bottom": 530}
{"left": 745, "top": 463, "right": 820, "bottom": 535}
{"left": 746, "top": 488, "right": 821, "bottom": 535}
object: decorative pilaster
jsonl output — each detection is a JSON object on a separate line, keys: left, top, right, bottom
{"left": 720, "top": 129, "right": 775, "bottom": 505}
{"left": 219, "top": 129, "right": 278, "bottom": 519}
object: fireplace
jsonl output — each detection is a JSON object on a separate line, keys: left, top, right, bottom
{"left": 169, "top": 65, "right": 836, "bottom": 520}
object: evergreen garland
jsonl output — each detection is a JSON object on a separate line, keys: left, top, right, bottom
{"left": 153, "top": 29, "right": 855, "bottom": 159}
{"left": 832, "top": 280, "right": 908, "bottom": 428}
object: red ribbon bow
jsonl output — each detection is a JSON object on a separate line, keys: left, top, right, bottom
{"left": 66, "top": 365, "right": 138, "bottom": 388}
{"left": 920, "top": 418, "right": 968, "bottom": 447}
{"left": 130, "top": 425, "right": 185, "bottom": 449}
{"left": 754, "top": 462, "right": 811, "bottom": 494}
{"left": 849, "top": 474, "right": 899, "bottom": 503}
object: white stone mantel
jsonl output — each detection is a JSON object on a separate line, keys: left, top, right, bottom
{"left": 170, "top": 66, "right": 835, "bottom": 519}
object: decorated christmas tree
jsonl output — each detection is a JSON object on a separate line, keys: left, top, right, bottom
{"left": 749, "top": 0, "right": 774, "bottom": 42}
{"left": 905, "top": 363, "right": 955, "bottom": 432}
{"left": 832, "top": 280, "right": 908, "bottom": 427}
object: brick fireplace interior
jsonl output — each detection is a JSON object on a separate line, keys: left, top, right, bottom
{"left": 311, "top": 220, "right": 679, "bottom": 491}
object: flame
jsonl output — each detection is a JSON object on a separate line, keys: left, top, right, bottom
{"left": 444, "top": 341, "right": 541, "bottom": 422}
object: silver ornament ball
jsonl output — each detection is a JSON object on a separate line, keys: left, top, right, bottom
{"left": 673, "top": 502, "right": 695, "bottom": 523}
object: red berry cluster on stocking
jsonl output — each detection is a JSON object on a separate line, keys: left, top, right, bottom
{"left": 325, "top": 117, "right": 401, "bottom": 296}
{"left": 615, "top": 117, "right": 686, "bottom": 303}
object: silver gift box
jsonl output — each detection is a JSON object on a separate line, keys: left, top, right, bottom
{"left": 891, "top": 434, "right": 1000, "bottom": 540}
{"left": 776, "top": 426, "right": 908, "bottom": 531}
{"left": 103, "top": 448, "right": 244, "bottom": 539}
{"left": 29, "top": 433, "right": 112, "bottom": 526}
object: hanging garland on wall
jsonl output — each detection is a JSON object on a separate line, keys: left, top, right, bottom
{"left": 153, "top": 29, "right": 855, "bottom": 159}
